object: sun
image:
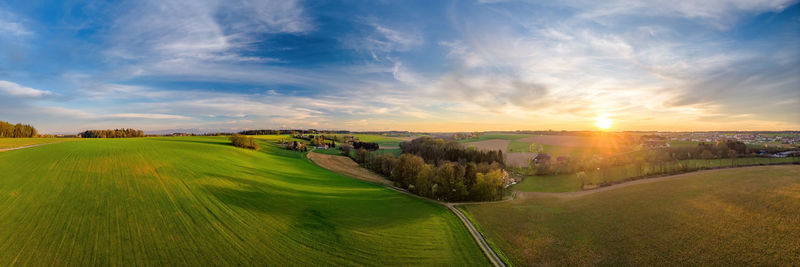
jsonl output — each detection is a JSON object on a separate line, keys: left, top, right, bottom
{"left": 595, "top": 115, "right": 613, "bottom": 130}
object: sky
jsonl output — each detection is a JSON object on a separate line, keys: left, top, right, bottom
{"left": 0, "top": 0, "right": 798, "bottom": 134}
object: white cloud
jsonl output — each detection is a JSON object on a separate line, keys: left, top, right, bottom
{"left": 567, "top": 0, "right": 795, "bottom": 29}
{"left": 106, "top": 0, "right": 311, "bottom": 63}
{"left": 0, "top": 10, "right": 31, "bottom": 36}
{"left": 0, "top": 80, "right": 52, "bottom": 97}
{"left": 107, "top": 113, "right": 192, "bottom": 120}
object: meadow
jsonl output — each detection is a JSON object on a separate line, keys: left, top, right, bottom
{"left": 515, "top": 157, "right": 800, "bottom": 192}
{"left": 464, "top": 166, "right": 800, "bottom": 266}
{"left": 0, "top": 136, "right": 487, "bottom": 265}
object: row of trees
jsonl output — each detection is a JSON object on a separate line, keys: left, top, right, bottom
{"left": 348, "top": 137, "right": 508, "bottom": 201}
{"left": 229, "top": 134, "right": 259, "bottom": 150}
{"left": 78, "top": 129, "right": 144, "bottom": 138}
{"left": 286, "top": 141, "right": 308, "bottom": 151}
{"left": 0, "top": 121, "right": 37, "bottom": 138}
{"left": 240, "top": 129, "right": 350, "bottom": 135}
{"left": 529, "top": 140, "right": 787, "bottom": 177}
{"left": 353, "top": 150, "right": 506, "bottom": 201}
{"left": 399, "top": 137, "right": 504, "bottom": 166}
{"left": 352, "top": 141, "right": 379, "bottom": 150}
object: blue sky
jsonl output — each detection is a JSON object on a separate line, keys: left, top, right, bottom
{"left": 0, "top": 0, "right": 798, "bottom": 133}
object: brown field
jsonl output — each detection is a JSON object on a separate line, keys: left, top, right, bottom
{"left": 307, "top": 152, "right": 393, "bottom": 186}
{"left": 506, "top": 152, "right": 536, "bottom": 168}
{"left": 518, "top": 135, "right": 621, "bottom": 148}
{"left": 464, "top": 139, "right": 510, "bottom": 151}
{"left": 464, "top": 165, "right": 800, "bottom": 266}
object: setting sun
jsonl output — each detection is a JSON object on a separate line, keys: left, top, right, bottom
{"left": 595, "top": 115, "right": 613, "bottom": 130}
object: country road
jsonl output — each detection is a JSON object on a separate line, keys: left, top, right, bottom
{"left": 446, "top": 204, "right": 507, "bottom": 267}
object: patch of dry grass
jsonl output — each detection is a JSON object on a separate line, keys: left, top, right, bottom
{"left": 465, "top": 165, "right": 800, "bottom": 266}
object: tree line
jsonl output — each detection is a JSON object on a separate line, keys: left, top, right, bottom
{"left": 229, "top": 134, "right": 259, "bottom": 150}
{"left": 350, "top": 137, "right": 507, "bottom": 201}
{"left": 239, "top": 129, "right": 350, "bottom": 135}
{"left": 399, "top": 136, "right": 504, "bottom": 166}
{"left": 529, "top": 140, "right": 792, "bottom": 178}
{"left": 0, "top": 121, "right": 37, "bottom": 138}
{"left": 78, "top": 129, "right": 144, "bottom": 138}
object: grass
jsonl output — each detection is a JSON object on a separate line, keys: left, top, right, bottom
{"left": 515, "top": 157, "right": 800, "bottom": 192}
{"left": 461, "top": 133, "right": 531, "bottom": 143}
{"left": 0, "top": 138, "right": 79, "bottom": 149}
{"left": 0, "top": 136, "right": 487, "bottom": 265}
{"left": 335, "top": 134, "right": 407, "bottom": 148}
{"left": 507, "top": 142, "right": 603, "bottom": 157}
{"left": 465, "top": 165, "right": 800, "bottom": 266}
{"left": 667, "top": 140, "right": 702, "bottom": 147}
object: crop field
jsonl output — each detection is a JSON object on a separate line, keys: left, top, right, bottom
{"left": 0, "top": 137, "right": 486, "bottom": 265}
{"left": 464, "top": 139, "right": 510, "bottom": 152}
{"left": 512, "top": 135, "right": 634, "bottom": 157}
{"left": 516, "top": 157, "right": 800, "bottom": 192}
{"left": 0, "top": 138, "right": 79, "bottom": 150}
{"left": 465, "top": 166, "right": 800, "bottom": 266}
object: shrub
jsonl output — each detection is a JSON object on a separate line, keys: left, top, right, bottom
{"left": 230, "top": 134, "right": 259, "bottom": 150}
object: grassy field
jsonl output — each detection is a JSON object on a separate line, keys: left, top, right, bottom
{"left": 461, "top": 133, "right": 530, "bottom": 143}
{"left": 667, "top": 140, "right": 702, "bottom": 147}
{"left": 465, "top": 166, "right": 800, "bottom": 266}
{"left": 0, "top": 138, "right": 79, "bottom": 149}
{"left": 0, "top": 137, "right": 486, "bottom": 265}
{"left": 516, "top": 157, "right": 800, "bottom": 192}
{"left": 333, "top": 134, "right": 409, "bottom": 148}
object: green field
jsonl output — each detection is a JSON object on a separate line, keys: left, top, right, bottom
{"left": 507, "top": 141, "right": 601, "bottom": 157}
{"left": 0, "top": 137, "right": 486, "bottom": 265}
{"left": 466, "top": 166, "right": 800, "bottom": 266}
{"left": 667, "top": 140, "right": 702, "bottom": 147}
{"left": 461, "top": 133, "right": 530, "bottom": 143}
{"left": 516, "top": 157, "right": 800, "bottom": 192}
{"left": 0, "top": 138, "right": 78, "bottom": 149}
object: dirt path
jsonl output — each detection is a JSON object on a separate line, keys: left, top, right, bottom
{"left": 0, "top": 143, "right": 52, "bottom": 152}
{"left": 307, "top": 152, "right": 393, "bottom": 186}
{"left": 306, "top": 151, "right": 506, "bottom": 267}
{"left": 515, "top": 165, "right": 791, "bottom": 201}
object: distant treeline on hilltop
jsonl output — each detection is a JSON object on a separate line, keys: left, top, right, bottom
{"left": 0, "top": 121, "right": 37, "bottom": 138}
{"left": 239, "top": 129, "right": 351, "bottom": 135}
{"left": 79, "top": 129, "right": 144, "bottom": 138}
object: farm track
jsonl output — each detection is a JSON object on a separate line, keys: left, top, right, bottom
{"left": 306, "top": 152, "right": 507, "bottom": 267}
{"left": 0, "top": 143, "right": 53, "bottom": 152}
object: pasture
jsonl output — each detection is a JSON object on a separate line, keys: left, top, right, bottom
{"left": 0, "top": 137, "right": 486, "bottom": 265}
{"left": 464, "top": 166, "right": 800, "bottom": 266}
{"left": 516, "top": 157, "right": 800, "bottom": 192}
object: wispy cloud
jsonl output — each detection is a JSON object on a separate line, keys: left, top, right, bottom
{"left": 0, "top": 10, "right": 31, "bottom": 36}
{"left": 0, "top": 80, "right": 52, "bottom": 97}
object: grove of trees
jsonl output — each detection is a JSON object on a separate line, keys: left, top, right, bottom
{"left": 351, "top": 137, "right": 507, "bottom": 201}
{"left": 79, "top": 129, "right": 144, "bottom": 138}
{"left": 0, "top": 121, "right": 37, "bottom": 138}
{"left": 229, "top": 134, "right": 259, "bottom": 150}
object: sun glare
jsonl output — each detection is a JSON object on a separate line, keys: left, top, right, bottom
{"left": 595, "top": 115, "right": 613, "bottom": 130}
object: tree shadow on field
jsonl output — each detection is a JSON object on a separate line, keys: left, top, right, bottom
{"left": 290, "top": 208, "right": 343, "bottom": 245}
{"left": 200, "top": 173, "right": 448, "bottom": 231}
{"left": 152, "top": 138, "right": 231, "bottom": 147}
